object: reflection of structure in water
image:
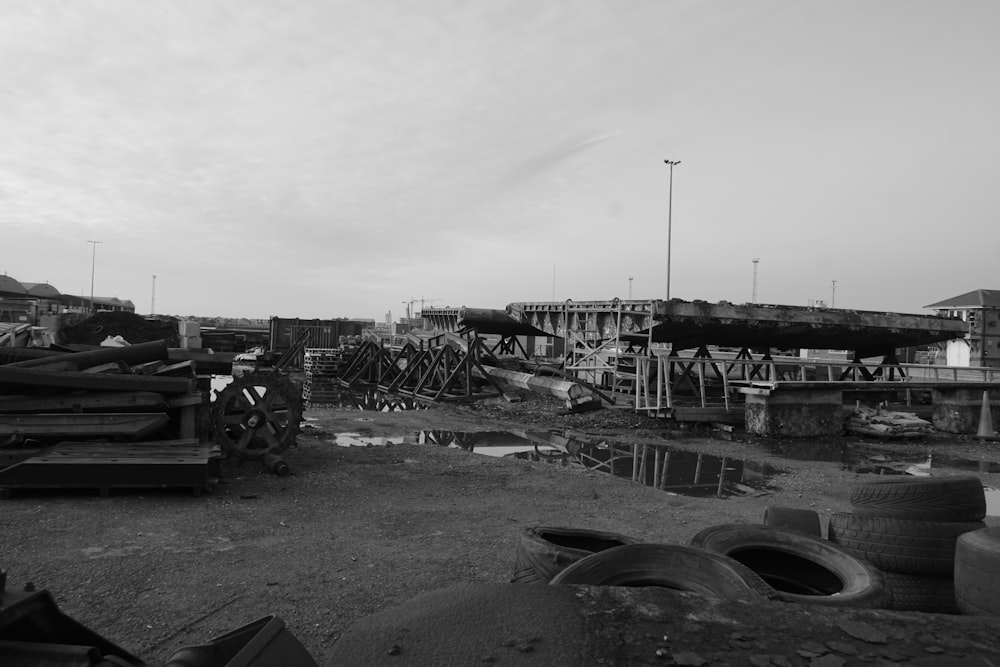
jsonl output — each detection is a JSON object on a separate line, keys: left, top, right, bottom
{"left": 417, "top": 430, "right": 777, "bottom": 498}
{"left": 309, "top": 388, "right": 424, "bottom": 412}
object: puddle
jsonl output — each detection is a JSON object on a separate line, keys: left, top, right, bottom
{"left": 844, "top": 448, "right": 1000, "bottom": 477}
{"left": 761, "top": 440, "right": 1000, "bottom": 516}
{"left": 757, "top": 439, "right": 849, "bottom": 464}
{"left": 414, "top": 430, "right": 779, "bottom": 498}
{"left": 332, "top": 432, "right": 405, "bottom": 448}
{"left": 325, "top": 426, "right": 1000, "bottom": 510}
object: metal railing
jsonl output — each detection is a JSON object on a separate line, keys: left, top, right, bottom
{"left": 628, "top": 353, "right": 1000, "bottom": 413}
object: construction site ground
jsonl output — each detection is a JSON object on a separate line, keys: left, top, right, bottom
{"left": 4, "top": 390, "right": 1000, "bottom": 665}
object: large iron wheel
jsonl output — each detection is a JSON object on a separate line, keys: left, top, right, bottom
{"left": 212, "top": 372, "right": 302, "bottom": 460}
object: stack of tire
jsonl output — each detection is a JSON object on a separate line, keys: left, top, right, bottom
{"left": 511, "top": 526, "right": 641, "bottom": 583}
{"left": 512, "top": 523, "right": 889, "bottom": 609}
{"left": 955, "top": 525, "right": 1000, "bottom": 615}
{"left": 827, "top": 475, "right": 986, "bottom": 614}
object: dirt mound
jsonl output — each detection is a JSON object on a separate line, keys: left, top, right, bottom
{"left": 60, "top": 312, "right": 180, "bottom": 347}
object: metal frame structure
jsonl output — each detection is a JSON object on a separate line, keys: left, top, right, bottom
{"left": 338, "top": 331, "right": 505, "bottom": 402}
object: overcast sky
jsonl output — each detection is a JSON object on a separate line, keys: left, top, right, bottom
{"left": 2, "top": 1, "right": 998, "bottom": 322}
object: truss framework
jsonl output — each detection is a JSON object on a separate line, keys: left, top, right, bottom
{"left": 338, "top": 331, "right": 505, "bottom": 402}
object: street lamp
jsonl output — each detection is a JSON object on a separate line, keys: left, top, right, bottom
{"left": 664, "top": 159, "right": 681, "bottom": 299}
{"left": 85, "top": 240, "right": 102, "bottom": 313}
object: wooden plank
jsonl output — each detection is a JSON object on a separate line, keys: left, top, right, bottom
{"left": 0, "top": 391, "right": 168, "bottom": 414}
{"left": 22, "top": 360, "right": 80, "bottom": 372}
{"left": 153, "top": 360, "right": 196, "bottom": 377}
{"left": 5, "top": 340, "right": 169, "bottom": 370}
{"left": 165, "top": 393, "right": 206, "bottom": 408}
{"left": 0, "top": 347, "right": 64, "bottom": 364}
{"left": 0, "top": 366, "right": 194, "bottom": 394}
{"left": 179, "top": 405, "right": 197, "bottom": 439}
{"left": 36, "top": 439, "right": 210, "bottom": 457}
{"left": 0, "top": 413, "right": 170, "bottom": 439}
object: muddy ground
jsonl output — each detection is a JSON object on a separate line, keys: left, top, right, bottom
{"left": 3, "top": 391, "right": 1000, "bottom": 664}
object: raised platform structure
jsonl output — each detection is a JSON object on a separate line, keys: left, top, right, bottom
{"left": 421, "top": 300, "right": 986, "bottom": 436}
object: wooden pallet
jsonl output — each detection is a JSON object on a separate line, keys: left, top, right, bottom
{"left": 0, "top": 439, "right": 221, "bottom": 498}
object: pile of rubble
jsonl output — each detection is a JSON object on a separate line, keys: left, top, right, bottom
{"left": 845, "top": 405, "right": 935, "bottom": 439}
{"left": 0, "top": 338, "right": 230, "bottom": 497}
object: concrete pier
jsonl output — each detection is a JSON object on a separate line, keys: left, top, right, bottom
{"left": 932, "top": 386, "right": 1000, "bottom": 434}
{"left": 743, "top": 387, "right": 845, "bottom": 437}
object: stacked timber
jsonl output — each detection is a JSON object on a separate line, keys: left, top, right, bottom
{"left": 302, "top": 348, "right": 347, "bottom": 407}
{"left": 0, "top": 339, "right": 230, "bottom": 497}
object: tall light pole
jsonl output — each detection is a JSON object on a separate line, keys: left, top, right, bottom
{"left": 628, "top": 276, "right": 633, "bottom": 300}
{"left": 752, "top": 258, "right": 760, "bottom": 304}
{"left": 85, "top": 240, "right": 102, "bottom": 313}
{"left": 664, "top": 159, "right": 681, "bottom": 299}
{"left": 831, "top": 280, "right": 837, "bottom": 308}
{"left": 151, "top": 274, "right": 157, "bottom": 315}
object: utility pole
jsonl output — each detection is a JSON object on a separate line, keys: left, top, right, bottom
{"left": 85, "top": 240, "right": 102, "bottom": 313}
{"left": 752, "top": 258, "right": 760, "bottom": 304}
{"left": 831, "top": 280, "right": 837, "bottom": 308}
{"left": 664, "top": 158, "right": 681, "bottom": 299}
{"left": 151, "top": 274, "right": 156, "bottom": 315}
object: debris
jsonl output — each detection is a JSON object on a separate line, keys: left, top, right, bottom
{"left": 845, "top": 406, "right": 934, "bottom": 439}
{"left": 0, "top": 336, "right": 233, "bottom": 496}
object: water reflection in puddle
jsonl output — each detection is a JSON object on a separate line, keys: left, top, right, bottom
{"left": 306, "top": 387, "right": 424, "bottom": 412}
{"left": 756, "top": 438, "right": 1000, "bottom": 516}
{"left": 758, "top": 438, "right": 1000, "bottom": 476}
{"left": 333, "top": 432, "right": 405, "bottom": 447}
{"left": 413, "top": 430, "right": 779, "bottom": 498}
{"left": 326, "top": 427, "right": 1000, "bottom": 509}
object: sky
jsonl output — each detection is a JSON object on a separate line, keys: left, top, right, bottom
{"left": 2, "top": 1, "right": 999, "bottom": 322}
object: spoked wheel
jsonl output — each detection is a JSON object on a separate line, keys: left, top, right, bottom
{"left": 212, "top": 372, "right": 303, "bottom": 460}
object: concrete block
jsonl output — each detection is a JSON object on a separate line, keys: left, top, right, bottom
{"left": 932, "top": 387, "right": 1000, "bottom": 434}
{"left": 181, "top": 335, "right": 203, "bottom": 350}
{"left": 745, "top": 388, "right": 845, "bottom": 437}
{"left": 178, "top": 320, "right": 201, "bottom": 337}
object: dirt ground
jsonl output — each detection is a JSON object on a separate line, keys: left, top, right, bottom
{"left": 3, "top": 391, "right": 1000, "bottom": 664}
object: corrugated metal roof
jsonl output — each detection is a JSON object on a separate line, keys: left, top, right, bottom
{"left": 924, "top": 289, "right": 1000, "bottom": 309}
{"left": 22, "top": 282, "right": 62, "bottom": 298}
{"left": 0, "top": 275, "right": 27, "bottom": 296}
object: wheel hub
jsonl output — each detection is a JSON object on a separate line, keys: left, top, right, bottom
{"left": 211, "top": 371, "right": 303, "bottom": 460}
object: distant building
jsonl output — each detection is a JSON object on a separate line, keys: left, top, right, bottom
{"left": 0, "top": 273, "right": 134, "bottom": 323}
{"left": 925, "top": 289, "right": 1000, "bottom": 368}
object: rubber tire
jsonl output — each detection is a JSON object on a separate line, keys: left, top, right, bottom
{"left": 954, "top": 525, "right": 1000, "bottom": 616}
{"left": 690, "top": 523, "right": 887, "bottom": 608}
{"left": 880, "top": 571, "right": 959, "bottom": 614}
{"left": 828, "top": 512, "right": 984, "bottom": 575}
{"left": 849, "top": 475, "right": 986, "bottom": 522}
{"left": 511, "top": 526, "right": 641, "bottom": 584}
{"left": 549, "top": 543, "right": 775, "bottom": 603}
{"left": 763, "top": 506, "right": 823, "bottom": 538}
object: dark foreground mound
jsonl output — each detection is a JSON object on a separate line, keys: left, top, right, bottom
{"left": 60, "top": 312, "right": 179, "bottom": 347}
